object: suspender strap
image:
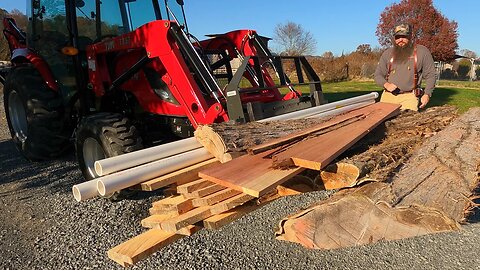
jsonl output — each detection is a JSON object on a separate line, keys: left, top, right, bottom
{"left": 413, "top": 46, "right": 418, "bottom": 90}
{"left": 386, "top": 45, "right": 418, "bottom": 90}
{"left": 386, "top": 57, "right": 394, "bottom": 81}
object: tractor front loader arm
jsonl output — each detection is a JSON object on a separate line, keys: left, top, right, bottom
{"left": 86, "top": 20, "right": 229, "bottom": 129}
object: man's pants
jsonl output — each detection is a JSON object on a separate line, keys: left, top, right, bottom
{"left": 380, "top": 91, "right": 419, "bottom": 111}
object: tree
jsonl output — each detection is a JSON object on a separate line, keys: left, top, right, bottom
{"left": 273, "top": 21, "right": 317, "bottom": 56}
{"left": 356, "top": 44, "right": 372, "bottom": 54}
{"left": 376, "top": 0, "right": 458, "bottom": 62}
{"left": 457, "top": 59, "right": 470, "bottom": 80}
{"left": 460, "top": 49, "right": 477, "bottom": 59}
{"left": 321, "top": 51, "right": 334, "bottom": 59}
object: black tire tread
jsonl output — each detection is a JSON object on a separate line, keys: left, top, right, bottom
{"left": 75, "top": 112, "right": 143, "bottom": 180}
{"left": 3, "top": 65, "right": 70, "bottom": 160}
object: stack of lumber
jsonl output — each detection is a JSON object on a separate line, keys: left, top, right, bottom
{"left": 199, "top": 102, "right": 401, "bottom": 196}
{"left": 108, "top": 179, "right": 256, "bottom": 266}
{"left": 107, "top": 102, "right": 401, "bottom": 266}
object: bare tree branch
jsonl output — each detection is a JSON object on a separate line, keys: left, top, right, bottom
{"left": 273, "top": 21, "right": 317, "bottom": 56}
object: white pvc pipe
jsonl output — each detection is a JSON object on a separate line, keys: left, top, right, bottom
{"left": 259, "top": 92, "right": 379, "bottom": 122}
{"left": 306, "top": 100, "right": 375, "bottom": 119}
{"left": 290, "top": 99, "right": 375, "bottom": 120}
{"left": 72, "top": 179, "right": 99, "bottom": 202}
{"left": 96, "top": 148, "right": 213, "bottom": 196}
{"left": 94, "top": 137, "right": 202, "bottom": 176}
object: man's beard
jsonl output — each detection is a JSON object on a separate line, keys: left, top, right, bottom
{"left": 393, "top": 42, "right": 414, "bottom": 63}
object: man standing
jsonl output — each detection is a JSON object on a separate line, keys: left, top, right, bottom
{"left": 375, "top": 24, "right": 436, "bottom": 111}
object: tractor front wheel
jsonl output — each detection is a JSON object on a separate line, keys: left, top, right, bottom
{"left": 75, "top": 113, "right": 143, "bottom": 180}
{"left": 3, "top": 65, "right": 70, "bottom": 160}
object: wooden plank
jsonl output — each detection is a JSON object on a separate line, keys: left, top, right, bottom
{"left": 138, "top": 158, "right": 220, "bottom": 191}
{"left": 176, "top": 225, "right": 202, "bottom": 236}
{"left": 203, "top": 183, "right": 309, "bottom": 230}
{"left": 192, "top": 188, "right": 242, "bottom": 207}
{"left": 159, "top": 192, "right": 255, "bottom": 233}
{"left": 107, "top": 229, "right": 183, "bottom": 266}
{"left": 203, "top": 203, "right": 258, "bottom": 229}
{"left": 141, "top": 213, "right": 178, "bottom": 228}
{"left": 272, "top": 102, "right": 401, "bottom": 170}
{"left": 210, "top": 193, "right": 255, "bottom": 214}
{"left": 142, "top": 215, "right": 201, "bottom": 236}
{"left": 160, "top": 206, "right": 212, "bottom": 233}
{"left": 149, "top": 207, "right": 180, "bottom": 216}
{"left": 182, "top": 184, "right": 227, "bottom": 199}
{"left": 177, "top": 178, "right": 215, "bottom": 194}
{"left": 247, "top": 111, "right": 366, "bottom": 155}
{"left": 199, "top": 147, "right": 304, "bottom": 197}
{"left": 151, "top": 196, "right": 194, "bottom": 214}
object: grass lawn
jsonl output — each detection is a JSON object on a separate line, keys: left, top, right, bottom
{"left": 290, "top": 79, "right": 480, "bottom": 113}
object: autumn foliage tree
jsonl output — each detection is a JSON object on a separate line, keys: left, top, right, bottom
{"left": 376, "top": 0, "right": 458, "bottom": 61}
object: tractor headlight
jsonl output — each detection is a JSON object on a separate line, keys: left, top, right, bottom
{"left": 153, "top": 86, "right": 180, "bottom": 105}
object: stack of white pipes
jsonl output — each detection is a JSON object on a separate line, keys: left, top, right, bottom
{"left": 72, "top": 92, "right": 379, "bottom": 202}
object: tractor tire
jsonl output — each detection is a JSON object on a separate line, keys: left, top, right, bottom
{"left": 75, "top": 113, "right": 143, "bottom": 180}
{"left": 3, "top": 65, "right": 70, "bottom": 160}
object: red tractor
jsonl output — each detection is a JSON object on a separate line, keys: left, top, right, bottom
{"left": 1, "top": 0, "right": 325, "bottom": 180}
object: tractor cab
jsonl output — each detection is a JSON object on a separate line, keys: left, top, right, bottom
{"left": 26, "top": 0, "right": 187, "bottom": 99}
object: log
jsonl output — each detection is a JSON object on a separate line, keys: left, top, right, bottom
{"left": 194, "top": 118, "right": 328, "bottom": 155}
{"left": 319, "top": 162, "right": 361, "bottom": 190}
{"left": 276, "top": 107, "right": 480, "bottom": 249}
{"left": 271, "top": 102, "right": 401, "bottom": 169}
{"left": 276, "top": 182, "right": 459, "bottom": 249}
{"left": 390, "top": 107, "right": 480, "bottom": 222}
{"left": 248, "top": 111, "right": 366, "bottom": 155}
{"left": 335, "top": 105, "right": 458, "bottom": 181}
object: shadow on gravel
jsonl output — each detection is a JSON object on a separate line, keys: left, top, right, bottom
{"left": 0, "top": 139, "right": 165, "bottom": 201}
{"left": 0, "top": 139, "right": 81, "bottom": 197}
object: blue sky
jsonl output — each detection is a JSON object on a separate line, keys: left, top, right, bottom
{"left": 2, "top": 0, "right": 478, "bottom": 56}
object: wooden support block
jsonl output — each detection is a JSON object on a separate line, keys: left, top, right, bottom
{"left": 151, "top": 196, "right": 194, "bottom": 214}
{"left": 142, "top": 215, "right": 202, "bottom": 236}
{"left": 182, "top": 184, "right": 227, "bottom": 199}
{"left": 192, "top": 188, "right": 242, "bottom": 207}
{"left": 176, "top": 225, "right": 202, "bottom": 236}
{"left": 149, "top": 207, "right": 179, "bottom": 216}
{"left": 177, "top": 179, "right": 215, "bottom": 194}
{"left": 160, "top": 206, "right": 213, "bottom": 233}
{"left": 141, "top": 213, "right": 178, "bottom": 228}
{"left": 108, "top": 229, "right": 183, "bottom": 267}
{"left": 203, "top": 203, "right": 258, "bottom": 230}
{"left": 138, "top": 158, "right": 220, "bottom": 191}
{"left": 210, "top": 193, "right": 255, "bottom": 214}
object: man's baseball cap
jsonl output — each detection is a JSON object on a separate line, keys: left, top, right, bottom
{"left": 394, "top": 24, "right": 411, "bottom": 37}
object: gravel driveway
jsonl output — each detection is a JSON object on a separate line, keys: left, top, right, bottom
{"left": 1, "top": 93, "right": 479, "bottom": 270}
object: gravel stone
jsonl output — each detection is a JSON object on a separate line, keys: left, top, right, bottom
{"left": 1, "top": 94, "right": 480, "bottom": 269}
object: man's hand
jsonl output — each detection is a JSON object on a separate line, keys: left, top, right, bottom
{"left": 419, "top": 94, "right": 430, "bottom": 109}
{"left": 383, "top": 82, "right": 398, "bottom": 92}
